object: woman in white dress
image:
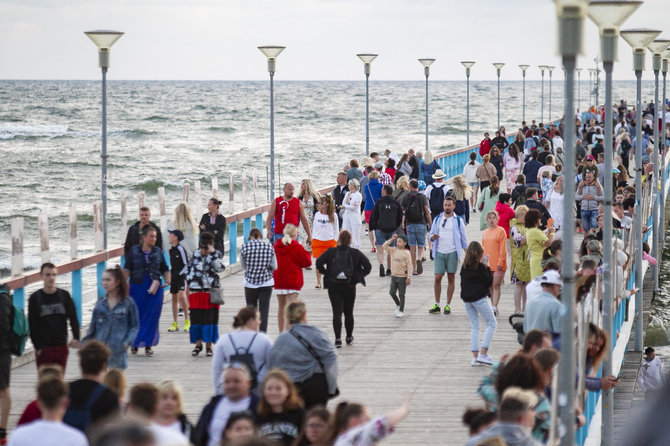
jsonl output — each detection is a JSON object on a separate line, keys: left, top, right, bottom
{"left": 546, "top": 175, "right": 564, "bottom": 237}
{"left": 341, "top": 179, "right": 362, "bottom": 249}
{"left": 298, "top": 178, "right": 321, "bottom": 253}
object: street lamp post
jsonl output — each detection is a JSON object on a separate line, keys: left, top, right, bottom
{"left": 519, "top": 65, "right": 530, "bottom": 122}
{"left": 621, "top": 28, "right": 662, "bottom": 352}
{"left": 554, "top": 1, "right": 587, "bottom": 444}
{"left": 577, "top": 67, "right": 583, "bottom": 113}
{"left": 357, "top": 54, "right": 378, "bottom": 156}
{"left": 419, "top": 58, "right": 436, "bottom": 152}
{"left": 539, "top": 65, "right": 547, "bottom": 122}
{"left": 586, "top": 2, "right": 642, "bottom": 442}
{"left": 588, "top": 68, "right": 594, "bottom": 106}
{"left": 647, "top": 39, "right": 670, "bottom": 294}
{"left": 461, "top": 61, "right": 475, "bottom": 145}
{"left": 493, "top": 63, "right": 505, "bottom": 129}
{"left": 662, "top": 50, "right": 670, "bottom": 246}
{"left": 258, "top": 46, "right": 286, "bottom": 199}
{"left": 84, "top": 30, "right": 124, "bottom": 251}
{"left": 547, "top": 66, "right": 555, "bottom": 121}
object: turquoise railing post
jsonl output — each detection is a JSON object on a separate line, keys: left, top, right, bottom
{"left": 96, "top": 261, "right": 106, "bottom": 299}
{"left": 243, "top": 217, "right": 251, "bottom": 241}
{"left": 71, "top": 269, "right": 83, "bottom": 323}
{"left": 13, "top": 287, "right": 25, "bottom": 310}
{"left": 255, "top": 213, "right": 263, "bottom": 229}
{"left": 229, "top": 221, "right": 238, "bottom": 264}
{"left": 120, "top": 256, "right": 126, "bottom": 268}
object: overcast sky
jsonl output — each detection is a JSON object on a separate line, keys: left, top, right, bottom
{"left": 0, "top": 0, "right": 668, "bottom": 81}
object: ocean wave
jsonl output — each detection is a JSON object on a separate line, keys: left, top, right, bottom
{"left": 0, "top": 115, "right": 24, "bottom": 123}
{"left": 108, "top": 129, "right": 158, "bottom": 138}
{"left": 436, "top": 125, "right": 466, "bottom": 135}
{"left": 207, "top": 126, "right": 236, "bottom": 133}
{"left": 131, "top": 179, "right": 184, "bottom": 192}
{"left": 143, "top": 115, "right": 170, "bottom": 122}
{"left": 0, "top": 124, "right": 69, "bottom": 140}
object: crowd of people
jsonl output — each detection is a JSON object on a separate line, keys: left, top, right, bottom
{"left": 0, "top": 96, "right": 668, "bottom": 446}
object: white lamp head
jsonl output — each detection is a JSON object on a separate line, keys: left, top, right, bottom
{"left": 419, "top": 58, "right": 436, "bottom": 68}
{"left": 554, "top": 0, "right": 589, "bottom": 56}
{"left": 547, "top": 65, "right": 556, "bottom": 73}
{"left": 258, "top": 46, "right": 286, "bottom": 73}
{"left": 493, "top": 63, "right": 505, "bottom": 70}
{"left": 587, "top": 1, "right": 642, "bottom": 35}
{"left": 648, "top": 39, "right": 670, "bottom": 55}
{"left": 461, "top": 61, "right": 476, "bottom": 69}
{"left": 84, "top": 30, "right": 124, "bottom": 68}
{"left": 519, "top": 64, "right": 530, "bottom": 72}
{"left": 621, "top": 29, "right": 662, "bottom": 49}
{"left": 357, "top": 54, "right": 378, "bottom": 64}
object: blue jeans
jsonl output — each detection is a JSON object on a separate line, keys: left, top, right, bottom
{"left": 405, "top": 223, "right": 427, "bottom": 247}
{"left": 580, "top": 209, "right": 598, "bottom": 232}
{"left": 374, "top": 229, "right": 395, "bottom": 246}
{"left": 464, "top": 298, "right": 497, "bottom": 352}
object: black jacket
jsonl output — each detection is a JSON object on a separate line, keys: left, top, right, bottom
{"left": 193, "top": 394, "right": 259, "bottom": 446}
{"left": 0, "top": 285, "right": 12, "bottom": 353}
{"left": 316, "top": 246, "right": 372, "bottom": 288}
{"left": 123, "top": 221, "right": 163, "bottom": 256}
{"left": 369, "top": 196, "right": 402, "bottom": 232}
{"left": 460, "top": 263, "right": 493, "bottom": 302}
{"left": 525, "top": 199, "right": 551, "bottom": 229}
{"left": 331, "top": 184, "right": 349, "bottom": 207}
{"left": 491, "top": 136, "right": 509, "bottom": 150}
{"left": 199, "top": 213, "right": 227, "bottom": 254}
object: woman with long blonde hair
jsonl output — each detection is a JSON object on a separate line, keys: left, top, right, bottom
{"left": 166, "top": 202, "right": 199, "bottom": 256}
{"left": 298, "top": 179, "right": 322, "bottom": 255}
{"left": 449, "top": 175, "right": 473, "bottom": 224}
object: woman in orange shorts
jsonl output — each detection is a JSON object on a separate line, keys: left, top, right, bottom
{"left": 311, "top": 195, "right": 339, "bottom": 288}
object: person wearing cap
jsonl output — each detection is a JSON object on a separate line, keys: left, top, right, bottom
{"left": 523, "top": 270, "right": 562, "bottom": 337}
{"left": 382, "top": 234, "right": 412, "bottom": 318}
{"left": 637, "top": 347, "right": 664, "bottom": 399}
{"left": 374, "top": 161, "right": 393, "bottom": 186}
{"left": 168, "top": 229, "right": 190, "bottom": 333}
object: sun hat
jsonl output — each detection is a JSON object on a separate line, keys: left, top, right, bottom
{"left": 432, "top": 169, "right": 446, "bottom": 180}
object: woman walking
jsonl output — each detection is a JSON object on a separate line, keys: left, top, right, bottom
{"left": 448, "top": 175, "right": 472, "bottom": 224}
{"left": 476, "top": 176, "right": 502, "bottom": 231}
{"left": 463, "top": 152, "right": 481, "bottom": 212}
{"left": 460, "top": 241, "right": 496, "bottom": 366}
{"left": 545, "top": 175, "right": 565, "bottom": 236}
{"left": 199, "top": 197, "right": 227, "bottom": 255}
{"left": 382, "top": 234, "right": 411, "bottom": 318}
{"left": 525, "top": 209, "right": 555, "bottom": 280}
{"left": 341, "top": 179, "right": 363, "bottom": 250}
{"left": 423, "top": 150, "right": 440, "bottom": 185}
{"left": 186, "top": 232, "right": 224, "bottom": 357}
{"left": 273, "top": 224, "right": 312, "bottom": 333}
{"left": 312, "top": 195, "right": 339, "bottom": 289}
{"left": 240, "top": 228, "right": 277, "bottom": 334}
{"left": 166, "top": 202, "right": 199, "bottom": 257}
{"left": 315, "top": 230, "right": 372, "bottom": 347}
{"left": 83, "top": 266, "right": 139, "bottom": 369}
{"left": 476, "top": 154, "right": 497, "bottom": 191}
{"left": 298, "top": 179, "right": 321, "bottom": 254}
{"left": 509, "top": 206, "right": 531, "bottom": 314}
{"left": 481, "top": 211, "right": 507, "bottom": 317}
{"left": 269, "top": 301, "right": 338, "bottom": 409}
{"left": 489, "top": 147, "right": 504, "bottom": 181}
{"left": 123, "top": 226, "right": 170, "bottom": 357}
{"left": 503, "top": 143, "right": 523, "bottom": 193}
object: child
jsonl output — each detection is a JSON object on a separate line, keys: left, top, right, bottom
{"left": 168, "top": 229, "right": 190, "bottom": 332}
{"left": 383, "top": 234, "right": 412, "bottom": 318}
{"left": 540, "top": 170, "right": 554, "bottom": 206}
{"left": 511, "top": 174, "right": 527, "bottom": 207}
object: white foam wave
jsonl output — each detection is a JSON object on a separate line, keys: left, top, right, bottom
{"left": 0, "top": 124, "right": 69, "bottom": 139}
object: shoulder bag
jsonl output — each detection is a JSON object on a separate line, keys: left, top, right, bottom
{"left": 289, "top": 329, "right": 340, "bottom": 399}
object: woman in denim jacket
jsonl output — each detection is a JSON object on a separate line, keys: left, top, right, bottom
{"left": 123, "top": 226, "right": 170, "bottom": 357}
{"left": 83, "top": 266, "right": 139, "bottom": 369}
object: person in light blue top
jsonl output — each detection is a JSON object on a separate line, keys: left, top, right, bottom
{"left": 82, "top": 265, "right": 139, "bottom": 369}
{"left": 523, "top": 270, "right": 563, "bottom": 337}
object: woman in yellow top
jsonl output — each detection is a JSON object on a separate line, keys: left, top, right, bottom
{"left": 383, "top": 234, "right": 412, "bottom": 318}
{"left": 509, "top": 206, "right": 531, "bottom": 314}
{"left": 481, "top": 211, "right": 507, "bottom": 317}
{"left": 525, "top": 208, "right": 555, "bottom": 280}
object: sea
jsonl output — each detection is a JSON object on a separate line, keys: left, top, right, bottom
{"left": 1, "top": 78, "right": 668, "bottom": 337}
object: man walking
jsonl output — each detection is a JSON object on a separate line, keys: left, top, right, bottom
{"left": 266, "top": 183, "right": 312, "bottom": 244}
{"left": 0, "top": 285, "right": 12, "bottom": 446}
{"left": 28, "top": 263, "right": 80, "bottom": 370}
{"left": 369, "top": 185, "right": 403, "bottom": 277}
{"left": 424, "top": 169, "right": 450, "bottom": 221}
{"left": 428, "top": 196, "right": 467, "bottom": 314}
{"left": 331, "top": 172, "right": 349, "bottom": 228}
{"left": 401, "top": 179, "right": 432, "bottom": 275}
{"left": 124, "top": 207, "right": 163, "bottom": 256}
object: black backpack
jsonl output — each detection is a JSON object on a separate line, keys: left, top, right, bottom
{"left": 63, "top": 384, "right": 106, "bottom": 433}
{"left": 229, "top": 333, "right": 260, "bottom": 388}
{"left": 429, "top": 184, "right": 446, "bottom": 216}
{"left": 405, "top": 193, "right": 424, "bottom": 223}
{"left": 376, "top": 201, "right": 399, "bottom": 232}
{"left": 331, "top": 248, "right": 354, "bottom": 284}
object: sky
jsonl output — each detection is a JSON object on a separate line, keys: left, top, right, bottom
{"left": 0, "top": 0, "right": 668, "bottom": 81}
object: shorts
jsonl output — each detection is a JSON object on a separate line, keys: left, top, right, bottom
{"left": 375, "top": 229, "right": 395, "bottom": 246}
{"left": 434, "top": 251, "right": 459, "bottom": 275}
{"left": 170, "top": 277, "right": 186, "bottom": 294}
{"left": 312, "top": 239, "right": 336, "bottom": 258}
{"left": 468, "top": 181, "right": 479, "bottom": 188}
{"left": 275, "top": 289, "right": 301, "bottom": 295}
{"left": 364, "top": 210, "right": 373, "bottom": 224}
{"left": 405, "top": 223, "right": 427, "bottom": 247}
{"left": 0, "top": 352, "right": 10, "bottom": 389}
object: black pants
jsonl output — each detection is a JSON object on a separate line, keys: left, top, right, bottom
{"left": 244, "top": 286, "right": 273, "bottom": 333}
{"left": 295, "top": 372, "right": 329, "bottom": 409}
{"left": 328, "top": 284, "right": 356, "bottom": 340}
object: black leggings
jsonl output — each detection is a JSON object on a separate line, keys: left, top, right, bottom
{"left": 327, "top": 284, "right": 356, "bottom": 340}
{"left": 244, "top": 286, "right": 272, "bottom": 333}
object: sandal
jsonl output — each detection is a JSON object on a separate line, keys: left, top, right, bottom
{"left": 315, "top": 284, "right": 322, "bottom": 289}
{"left": 130, "top": 348, "right": 138, "bottom": 355}
{"left": 206, "top": 348, "right": 213, "bottom": 357}
{"left": 145, "top": 347, "right": 154, "bottom": 357}
{"left": 192, "top": 345, "right": 203, "bottom": 356}
{"left": 371, "top": 247, "right": 376, "bottom": 253}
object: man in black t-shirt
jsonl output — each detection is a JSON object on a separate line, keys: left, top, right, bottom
{"left": 123, "top": 207, "right": 163, "bottom": 256}
{"left": 28, "top": 263, "right": 80, "bottom": 371}
{"left": 401, "top": 179, "right": 432, "bottom": 275}
{"left": 64, "top": 341, "right": 119, "bottom": 433}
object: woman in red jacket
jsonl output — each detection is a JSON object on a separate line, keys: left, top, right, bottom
{"left": 494, "top": 193, "right": 516, "bottom": 238}
{"left": 274, "top": 223, "right": 312, "bottom": 333}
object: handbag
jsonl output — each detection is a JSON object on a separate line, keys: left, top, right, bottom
{"left": 290, "top": 329, "right": 340, "bottom": 399}
{"left": 209, "top": 287, "right": 224, "bottom": 305}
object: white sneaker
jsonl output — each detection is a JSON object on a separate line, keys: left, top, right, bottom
{"left": 492, "top": 306, "right": 498, "bottom": 317}
{"left": 396, "top": 305, "right": 400, "bottom": 312}
{"left": 476, "top": 354, "right": 494, "bottom": 365}
{"left": 395, "top": 309, "right": 404, "bottom": 318}
{"left": 471, "top": 358, "right": 481, "bottom": 367}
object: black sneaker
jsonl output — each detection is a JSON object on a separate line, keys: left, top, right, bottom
{"left": 346, "top": 336, "right": 354, "bottom": 346}
{"left": 379, "top": 265, "right": 385, "bottom": 277}
{"left": 335, "top": 339, "right": 342, "bottom": 348}
{"left": 428, "top": 304, "right": 441, "bottom": 314}
{"left": 386, "top": 268, "right": 391, "bottom": 277}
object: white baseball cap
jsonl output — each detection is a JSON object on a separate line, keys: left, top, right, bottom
{"left": 540, "top": 270, "right": 562, "bottom": 286}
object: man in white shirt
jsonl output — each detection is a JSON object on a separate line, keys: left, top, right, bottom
{"left": 638, "top": 347, "right": 664, "bottom": 399}
{"left": 126, "top": 382, "right": 190, "bottom": 446}
{"left": 9, "top": 377, "right": 87, "bottom": 446}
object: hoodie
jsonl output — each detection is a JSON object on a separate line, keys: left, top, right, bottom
{"left": 273, "top": 240, "right": 312, "bottom": 290}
